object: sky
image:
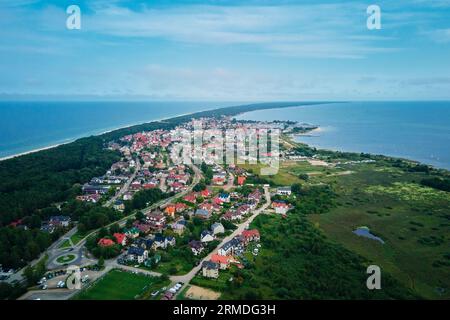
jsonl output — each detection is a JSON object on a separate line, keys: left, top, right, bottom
{"left": 0, "top": 0, "right": 449, "bottom": 101}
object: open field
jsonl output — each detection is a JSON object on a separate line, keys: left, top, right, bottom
{"left": 308, "top": 163, "right": 450, "bottom": 299}
{"left": 73, "top": 269, "right": 168, "bottom": 300}
{"left": 181, "top": 285, "right": 221, "bottom": 300}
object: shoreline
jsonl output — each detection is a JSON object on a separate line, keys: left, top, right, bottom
{"left": 0, "top": 107, "right": 220, "bottom": 162}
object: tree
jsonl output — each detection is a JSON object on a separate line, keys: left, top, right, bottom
{"left": 98, "top": 257, "right": 105, "bottom": 268}
{"left": 135, "top": 211, "right": 145, "bottom": 222}
{"left": 126, "top": 219, "right": 134, "bottom": 229}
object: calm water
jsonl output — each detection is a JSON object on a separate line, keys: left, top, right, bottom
{"left": 0, "top": 101, "right": 236, "bottom": 159}
{"left": 236, "top": 101, "right": 450, "bottom": 170}
{"left": 353, "top": 227, "right": 385, "bottom": 244}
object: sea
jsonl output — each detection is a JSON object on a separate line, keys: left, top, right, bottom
{"left": 1, "top": 101, "right": 449, "bottom": 170}
{"left": 236, "top": 101, "right": 450, "bottom": 170}
{"left": 0, "top": 101, "right": 236, "bottom": 159}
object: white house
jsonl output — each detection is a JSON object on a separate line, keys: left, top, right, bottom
{"left": 210, "top": 222, "right": 225, "bottom": 235}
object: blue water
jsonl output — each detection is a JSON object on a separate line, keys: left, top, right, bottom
{"left": 0, "top": 101, "right": 237, "bottom": 159}
{"left": 353, "top": 227, "right": 385, "bottom": 244}
{"left": 236, "top": 101, "right": 450, "bottom": 170}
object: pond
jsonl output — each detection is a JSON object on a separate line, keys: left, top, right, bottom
{"left": 353, "top": 226, "right": 385, "bottom": 244}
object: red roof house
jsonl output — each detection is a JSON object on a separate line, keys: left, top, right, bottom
{"left": 98, "top": 238, "right": 115, "bottom": 247}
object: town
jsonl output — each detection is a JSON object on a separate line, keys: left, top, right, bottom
{"left": 3, "top": 116, "right": 305, "bottom": 300}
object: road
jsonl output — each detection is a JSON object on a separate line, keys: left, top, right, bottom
{"left": 104, "top": 158, "right": 141, "bottom": 207}
{"left": 5, "top": 162, "right": 200, "bottom": 285}
{"left": 170, "top": 185, "right": 271, "bottom": 297}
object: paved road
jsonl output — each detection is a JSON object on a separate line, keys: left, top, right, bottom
{"left": 104, "top": 158, "right": 140, "bottom": 207}
{"left": 170, "top": 186, "right": 271, "bottom": 297}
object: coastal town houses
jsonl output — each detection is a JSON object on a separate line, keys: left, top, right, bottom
{"left": 210, "top": 222, "right": 225, "bottom": 235}
{"left": 200, "top": 230, "right": 214, "bottom": 243}
{"left": 276, "top": 186, "right": 292, "bottom": 196}
{"left": 189, "top": 240, "right": 205, "bottom": 256}
{"left": 202, "top": 261, "right": 219, "bottom": 279}
{"left": 272, "top": 201, "right": 292, "bottom": 215}
{"left": 127, "top": 246, "right": 148, "bottom": 264}
{"left": 210, "top": 254, "right": 231, "bottom": 270}
{"left": 49, "top": 216, "right": 71, "bottom": 228}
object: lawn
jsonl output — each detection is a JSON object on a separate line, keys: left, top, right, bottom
{"left": 56, "top": 254, "right": 76, "bottom": 264}
{"left": 73, "top": 269, "right": 168, "bottom": 300}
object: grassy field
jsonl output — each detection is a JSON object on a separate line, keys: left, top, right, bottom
{"left": 73, "top": 269, "right": 168, "bottom": 300}
{"left": 308, "top": 163, "right": 450, "bottom": 299}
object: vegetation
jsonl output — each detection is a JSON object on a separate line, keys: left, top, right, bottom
{"left": 73, "top": 269, "right": 168, "bottom": 300}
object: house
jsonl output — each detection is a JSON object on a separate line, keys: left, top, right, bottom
{"left": 164, "top": 205, "right": 176, "bottom": 218}
{"left": 198, "top": 202, "right": 213, "bottom": 212}
{"left": 194, "top": 209, "right": 211, "bottom": 219}
{"left": 125, "top": 227, "right": 140, "bottom": 239}
{"left": 49, "top": 216, "right": 71, "bottom": 228}
{"left": 241, "top": 229, "right": 260, "bottom": 244}
{"left": 189, "top": 240, "right": 204, "bottom": 256}
{"left": 134, "top": 222, "right": 152, "bottom": 234}
{"left": 272, "top": 201, "right": 291, "bottom": 214}
{"left": 113, "top": 200, "right": 125, "bottom": 211}
{"left": 146, "top": 212, "right": 166, "bottom": 229}
{"left": 183, "top": 193, "right": 197, "bottom": 203}
{"left": 127, "top": 247, "right": 148, "bottom": 264}
{"left": 210, "top": 222, "right": 225, "bottom": 235}
{"left": 152, "top": 235, "right": 176, "bottom": 250}
{"left": 113, "top": 233, "right": 127, "bottom": 246}
{"left": 218, "top": 237, "right": 242, "bottom": 256}
{"left": 171, "top": 220, "right": 186, "bottom": 235}
{"left": 175, "top": 203, "right": 187, "bottom": 213}
{"left": 248, "top": 189, "right": 262, "bottom": 202}
{"left": 200, "top": 189, "right": 212, "bottom": 198}
{"left": 76, "top": 194, "right": 101, "bottom": 203}
{"left": 210, "top": 254, "right": 230, "bottom": 269}
{"left": 200, "top": 230, "right": 214, "bottom": 243}
{"left": 236, "top": 204, "right": 250, "bottom": 216}
{"left": 276, "top": 186, "right": 292, "bottom": 196}
{"left": 237, "top": 176, "right": 246, "bottom": 186}
{"left": 134, "top": 238, "right": 154, "bottom": 250}
{"left": 221, "top": 211, "right": 237, "bottom": 221}
{"left": 202, "top": 261, "right": 219, "bottom": 278}
{"left": 98, "top": 238, "right": 115, "bottom": 247}
{"left": 218, "top": 193, "right": 230, "bottom": 203}
{"left": 82, "top": 184, "right": 110, "bottom": 195}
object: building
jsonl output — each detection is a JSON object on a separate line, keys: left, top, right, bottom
{"left": 194, "top": 209, "right": 211, "bottom": 219}
{"left": 210, "top": 254, "right": 230, "bottom": 269}
{"left": 218, "top": 237, "right": 242, "bottom": 256}
{"left": 202, "top": 261, "right": 219, "bottom": 278}
{"left": 127, "top": 247, "right": 148, "bottom": 264}
{"left": 210, "top": 222, "right": 225, "bottom": 235}
{"left": 237, "top": 176, "right": 246, "bottom": 186}
{"left": 241, "top": 229, "right": 260, "bottom": 244}
{"left": 272, "top": 201, "right": 291, "bottom": 214}
{"left": 113, "top": 233, "right": 127, "bottom": 246}
{"left": 189, "top": 240, "right": 204, "bottom": 256}
{"left": 276, "top": 187, "right": 292, "bottom": 196}
{"left": 113, "top": 200, "right": 125, "bottom": 211}
{"left": 98, "top": 238, "right": 115, "bottom": 247}
{"left": 49, "top": 216, "right": 71, "bottom": 228}
{"left": 200, "top": 230, "right": 214, "bottom": 243}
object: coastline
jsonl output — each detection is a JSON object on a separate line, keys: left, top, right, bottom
{"left": 0, "top": 107, "right": 218, "bottom": 162}
{"left": 0, "top": 101, "right": 324, "bottom": 162}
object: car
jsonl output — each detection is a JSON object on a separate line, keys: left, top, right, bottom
{"left": 151, "top": 290, "right": 160, "bottom": 297}
{"left": 41, "top": 284, "right": 47, "bottom": 290}
{"left": 169, "top": 288, "right": 177, "bottom": 294}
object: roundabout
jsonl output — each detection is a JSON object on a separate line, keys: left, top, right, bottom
{"left": 54, "top": 253, "right": 78, "bottom": 265}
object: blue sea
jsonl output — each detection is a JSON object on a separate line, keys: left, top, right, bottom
{"left": 0, "top": 101, "right": 236, "bottom": 159}
{"left": 236, "top": 101, "right": 450, "bottom": 170}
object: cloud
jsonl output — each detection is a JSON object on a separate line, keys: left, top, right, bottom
{"left": 78, "top": 2, "right": 396, "bottom": 59}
